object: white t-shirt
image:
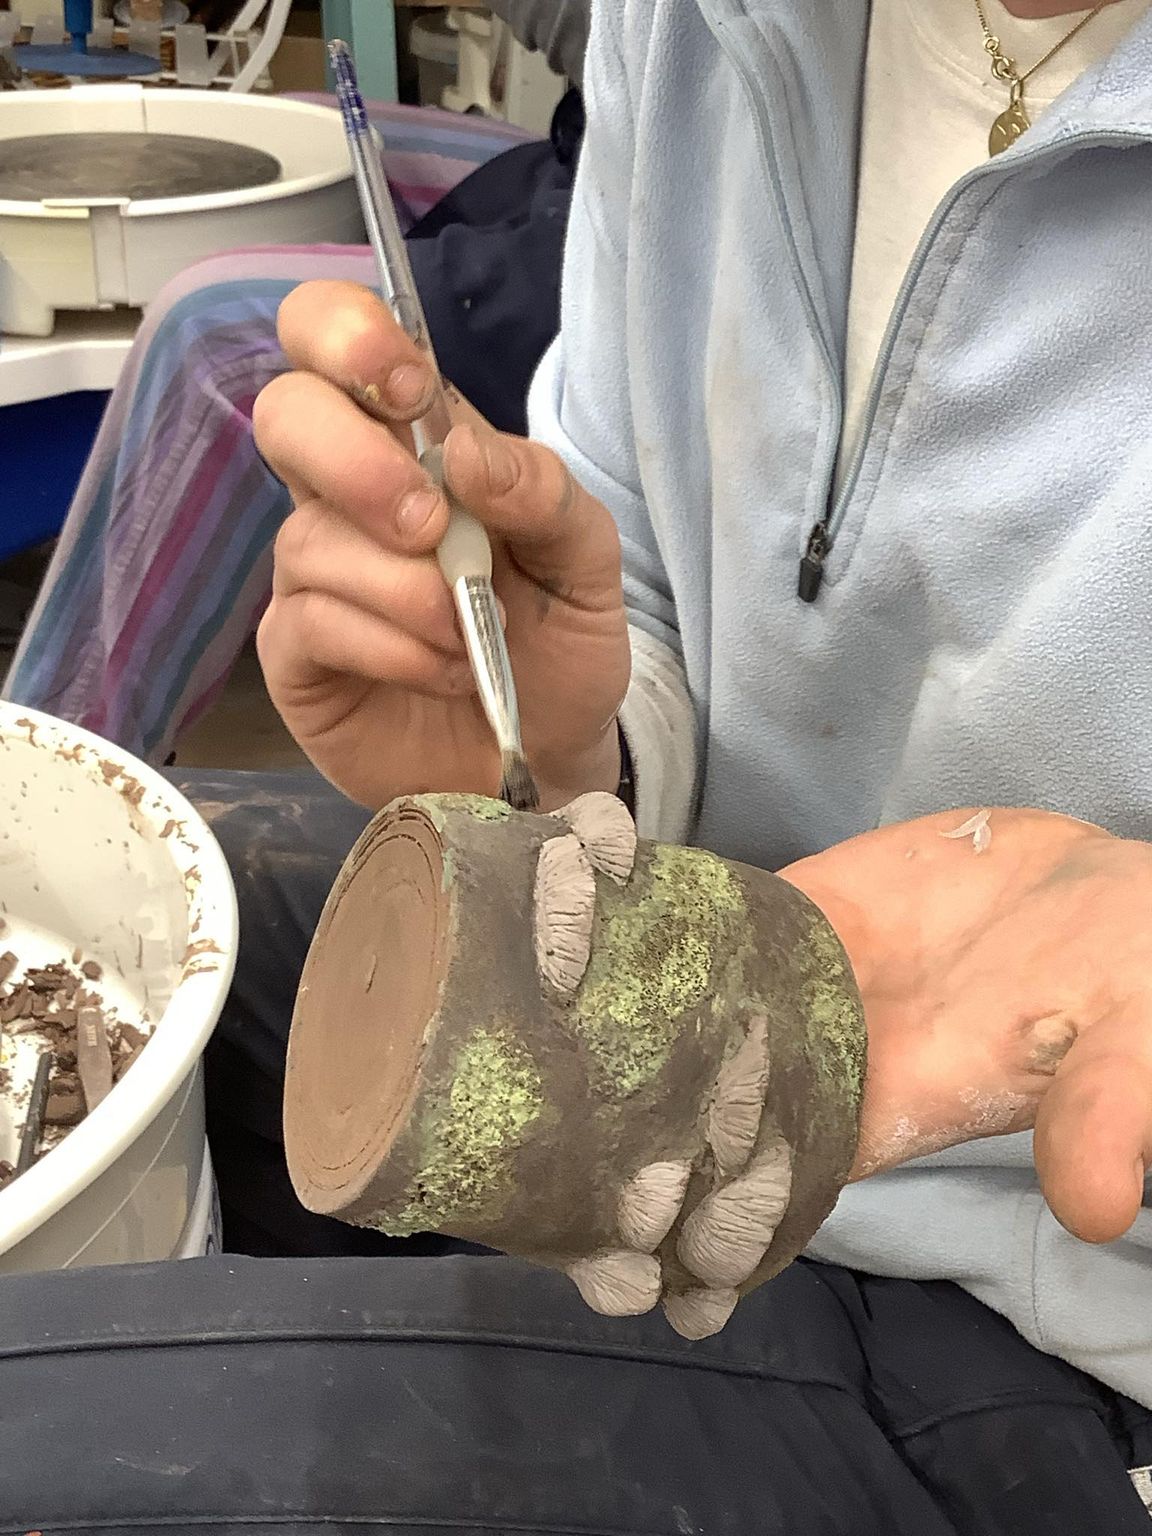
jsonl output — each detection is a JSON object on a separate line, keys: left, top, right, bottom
{"left": 838, "top": 0, "right": 1149, "bottom": 482}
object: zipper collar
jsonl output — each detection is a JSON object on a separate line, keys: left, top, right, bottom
{"left": 801, "top": 117, "right": 1152, "bottom": 602}
{"left": 698, "top": 0, "right": 870, "bottom": 369}
{"left": 697, "top": 0, "right": 1152, "bottom": 604}
{"left": 698, "top": 0, "right": 1152, "bottom": 149}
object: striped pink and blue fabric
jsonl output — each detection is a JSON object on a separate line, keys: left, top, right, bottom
{"left": 4, "top": 99, "right": 534, "bottom": 764}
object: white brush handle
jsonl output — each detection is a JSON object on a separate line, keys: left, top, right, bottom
{"left": 423, "top": 445, "right": 492, "bottom": 586}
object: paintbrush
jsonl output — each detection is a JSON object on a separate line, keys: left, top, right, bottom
{"left": 328, "top": 40, "right": 539, "bottom": 813}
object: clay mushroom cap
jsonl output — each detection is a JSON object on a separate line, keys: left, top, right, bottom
{"left": 558, "top": 792, "right": 638, "bottom": 885}
{"left": 533, "top": 832, "right": 597, "bottom": 995}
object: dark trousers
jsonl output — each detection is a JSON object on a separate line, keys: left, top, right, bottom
{"left": 1, "top": 766, "right": 1150, "bottom": 1532}
{"left": 2, "top": 1253, "right": 1151, "bottom": 1532}
{"left": 409, "top": 87, "right": 583, "bottom": 437}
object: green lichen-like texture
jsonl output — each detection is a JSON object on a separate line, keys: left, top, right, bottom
{"left": 410, "top": 793, "right": 513, "bottom": 831}
{"left": 799, "top": 912, "right": 866, "bottom": 1105}
{"left": 380, "top": 1024, "right": 542, "bottom": 1237}
{"left": 573, "top": 845, "right": 746, "bottom": 1099}
{"left": 445, "top": 795, "right": 513, "bottom": 822}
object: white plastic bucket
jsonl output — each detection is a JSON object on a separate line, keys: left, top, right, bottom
{"left": 172, "top": 1142, "right": 221, "bottom": 1258}
{"left": 0, "top": 702, "right": 237, "bottom": 1271}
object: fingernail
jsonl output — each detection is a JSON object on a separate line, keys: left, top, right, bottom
{"left": 396, "top": 487, "right": 442, "bottom": 538}
{"left": 482, "top": 433, "right": 517, "bottom": 496}
{"left": 386, "top": 364, "right": 433, "bottom": 414}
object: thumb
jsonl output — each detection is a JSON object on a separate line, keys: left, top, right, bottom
{"left": 443, "top": 423, "right": 624, "bottom": 601}
{"left": 1033, "top": 1037, "right": 1152, "bottom": 1243}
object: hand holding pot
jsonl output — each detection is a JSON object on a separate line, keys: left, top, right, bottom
{"left": 782, "top": 807, "right": 1152, "bottom": 1243}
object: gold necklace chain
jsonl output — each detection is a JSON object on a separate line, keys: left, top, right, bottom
{"left": 972, "top": 0, "right": 1109, "bottom": 155}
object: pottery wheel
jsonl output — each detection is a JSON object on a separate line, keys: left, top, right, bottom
{"left": 0, "top": 133, "right": 281, "bottom": 202}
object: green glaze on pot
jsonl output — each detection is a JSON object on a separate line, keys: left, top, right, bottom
{"left": 572, "top": 846, "right": 746, "bottom": 1099}
{"left": 405, "top": 794, "right": 513, "bottom": 888}
{"left": 380, "top": 1024, "right": 543, "bottom": 1236}
{"left": 448, "top": 795, "right": 514, "bottom": 823}
{"left": 411, "top": 793, "right": 513, "bottom": 831}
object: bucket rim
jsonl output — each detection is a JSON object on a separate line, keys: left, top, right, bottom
{"left": 0, "top": 701, "right": 238, "bottom": 1256}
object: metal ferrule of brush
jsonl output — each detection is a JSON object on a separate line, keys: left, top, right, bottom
{"left": 422, "top": 445, "right": 537, "bottom": 808}
{"left": 453, "top": 576, "right": 523, "bottom": 754}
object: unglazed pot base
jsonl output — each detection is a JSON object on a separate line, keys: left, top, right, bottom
{"left": 285, "top": 794, "right": 866, "bottom": 1338}
{"left": 287, "top": 804, "right": 450, "bottom": 1211}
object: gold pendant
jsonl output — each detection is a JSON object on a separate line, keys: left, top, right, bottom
{"left": 989, "top": 84, "right": 1030, "bottom": 157}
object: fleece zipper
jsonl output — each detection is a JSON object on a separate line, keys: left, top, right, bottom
{"left": 699, "top": 6, "right": 845, "bottom": 545}
{"left": 700, "top": 6, "right": 1149, "bottom": 605}
{"left": 797, "top": 128, "right": 1152, "bottom": 602}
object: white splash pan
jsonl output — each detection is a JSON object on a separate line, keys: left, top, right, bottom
{"left": 0, "top": 702, "right": 236, "bottom": 1271}
{"left": 0, "top": 84, "right": 364, "bottom": 336}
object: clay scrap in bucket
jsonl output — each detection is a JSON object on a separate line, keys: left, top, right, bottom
{"left": 0, "top": 952, "right": 152, "bottom": 1190}
{"left": 284, "top": 793, "right": 866, "bottom": 1340}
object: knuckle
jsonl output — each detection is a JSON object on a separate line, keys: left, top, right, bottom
{"left": 277, "top": 279, "right": 360, "bottom": 342}
{"left": 272, "top": 504, "right": 324, "bottom": 578}
{"left": 255, "top": 602, "right": 276, "bottom": 655}
{"left": 536, "top": 444, "right": 572, "bottom": 508}
{"left": 299, "top": 281, "right": 409, "bottom": 386}
{"left": 274, "top": 283, "right": 309, "bottom": 348}
{"left": 347, "top": 434, "right": 409, "bottom": 499}
{"left": 408, "top": 575, "right": 453, "bottom": 642}
{"left": 253, "top": 372, "right": 310, "bottom": 458}
{"left": 255, "top": 602, "right": 286, "bottom": 681}
{"left": 599, "top": 504, "right": 622, "bottom": 561}
{"left": 334, "top": 306, "right": 400, "bottom": 382}
{"left": 278, "top": 281, "right": 408, "bottom": 388}
{"left": 531, "top": 442, "right": 589, "bottom": 529}
{"left": 275, "top": 280, "right": 311, "bottom": 334}
{"left": 292, "top": 590, "right": 336, "bottom": 663}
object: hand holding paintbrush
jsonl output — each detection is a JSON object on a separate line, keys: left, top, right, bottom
{"left": 252, "top": 105, "right": 630, "bottom": 815}
{"left": 329, "top": 40, "right": 539, "bottom": 811}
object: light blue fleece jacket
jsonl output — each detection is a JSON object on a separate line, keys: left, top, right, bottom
{"left": 528, "top": 0, "right": 1152, "bottom": 1405}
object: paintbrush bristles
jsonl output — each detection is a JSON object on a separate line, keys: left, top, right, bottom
{"left": 500, "top": 750, "right": 540, "bottom": 813}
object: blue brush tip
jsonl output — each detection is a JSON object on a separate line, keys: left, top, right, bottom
{"left": 328, "top": 38, "right": 368, "bottom": 132}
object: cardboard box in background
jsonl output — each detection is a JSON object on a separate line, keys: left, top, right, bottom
{"left": 270, "top": 0, "right": 325, "bottom": 92}
{"left": 270, "top": 32, "right": 326, "bottom": 92}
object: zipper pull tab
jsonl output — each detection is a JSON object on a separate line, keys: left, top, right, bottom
{"left": 798, "top": 523, "right": 828, "bottom": 604}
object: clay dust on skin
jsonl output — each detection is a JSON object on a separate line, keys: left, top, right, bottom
{"left": 0, "top": 913, "right": 151, "bottom": 1175}
{"left": 850, "top": 1088, "right": 1031, "bottom": 1180}
{"left": 855, "top": 809, "right": 1054, "bottom": 1176}
{"left": 940, "top": 808, "right": 993, "bottom": 853}
{"left": 851, "top": 1115, "right": 953, "bottom": 1180}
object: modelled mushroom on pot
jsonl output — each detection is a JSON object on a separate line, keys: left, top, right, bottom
{"left": 284, "top": 794, "right": 866, "bottom": 1340}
